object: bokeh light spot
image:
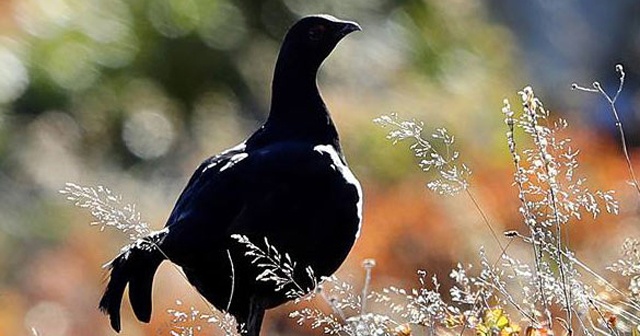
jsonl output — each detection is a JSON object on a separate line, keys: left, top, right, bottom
{"left": 13, "top": 0, "right": 72, "bottom": 38}
{"left": 44, "top": 41, "right": 99, "bottom": 91}
{"left": 197, "top": 1, "right": 247, "bottom": 50}
{"left": 23, "top": 301, "right": 70, "bottom": 336}
{"left": 77, "top": 0, "right": 133, "bottom": 44}
{"left": 123, "top": 110, "right": 175, "bottom": 160}
{"left": 148, "top": 0, "right": 200, "bottom": 38}
{"left": 20, "top": 111, "right": 81, "bottom": 190}
{"left": 0, "top": 45, "right": 29, "bottom": 103}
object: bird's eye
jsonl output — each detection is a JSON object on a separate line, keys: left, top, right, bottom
{"left": 308, "top": 25, "right": 326, "bottom": 41}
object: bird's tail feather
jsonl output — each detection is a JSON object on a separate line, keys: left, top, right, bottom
{"left": 99, "top": 231, "right": 166, "bottom": 332}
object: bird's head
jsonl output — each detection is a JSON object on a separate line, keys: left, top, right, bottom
{"left": 279, "top": 14, "right": 361, "bottom": 71}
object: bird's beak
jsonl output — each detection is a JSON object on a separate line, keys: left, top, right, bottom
{"left": 338, "top": 21, "right": 362, "bottom": 37}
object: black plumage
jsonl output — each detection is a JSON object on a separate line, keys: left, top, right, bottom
{"left": 99, "top": 14, "right": 362, "bottom": 336}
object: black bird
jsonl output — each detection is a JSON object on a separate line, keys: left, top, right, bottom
{"left": 98, "top": 14, "right": 362, "bottom": 336}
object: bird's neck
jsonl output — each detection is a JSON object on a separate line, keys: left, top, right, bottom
{"left": 269, "top": 57, "right": 327, "bottom": 122}
{"left": 260, "top": 53, "right": 340, "bottom": 149}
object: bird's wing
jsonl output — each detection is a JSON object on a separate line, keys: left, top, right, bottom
{"left": 164, "top": 142, "right": 248, "bottom": 229}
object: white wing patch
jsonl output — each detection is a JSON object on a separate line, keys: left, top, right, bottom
{"left": 219, "top": 153, "right": 249, "bottom": 172}
{"left": 314, "top": 144, "right": 364, "bottom": 239}
{"left": 203, "top": 143, "right": 247, "bottom": 173}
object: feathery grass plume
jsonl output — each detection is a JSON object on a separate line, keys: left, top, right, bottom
{"left": 289, "top": 307, "right": 346, "bottom": 335}
{"left": 166, "top": 300, "right": 242, "bottom": 336}
{"left": 59, "top": 182, "right": 150, "bottom": 240}
{"left": 231, "top": 234, "right": 317, "bottom": 300}
{"left": 372, "top": 269, "right": 458, "bottom": 333}
{"left": 609, "top": 238, "right": 640, "bottom": 283}
{"left": 374, "top": 113, "right": 470, "bottom": 196}
{"left": 572, "top": 64, "right": 640, "bottom": 198}
{"left": 167, "top": 300, "right": 216, "bottom": 336}
{"left": 607, "top": 239, "right": 640, "bottom": 327}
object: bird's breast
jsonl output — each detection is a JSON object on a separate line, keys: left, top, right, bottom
{"left": 313, "top": 144, "right": 363, "bottom": 238}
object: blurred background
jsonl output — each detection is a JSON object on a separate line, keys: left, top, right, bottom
{"left": 1, "top": 0, "right": 640, "bottom": 334}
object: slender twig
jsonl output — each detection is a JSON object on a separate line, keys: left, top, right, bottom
{"left": 586, "top": 295, "right": 619, "bottom": 336}
{"left": 572, "top": 64, "right": 640, "bottom": 198}
{"left": 613, "top": 300, "right": 640, "bottom": 326}
{"left": 466, "top": 189, "right": 506, "bottom": 252}
{"left": 318, "top": 282, "right": 357, "bottom": 336}
{"left": 226, "top": 249, "right": 235, "bottom": 311}
{"left": 590, "top": 298, "right": 640, "bottom": 336}
{"left": 361, "top": 259, "right": 375, "bottom": 314}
